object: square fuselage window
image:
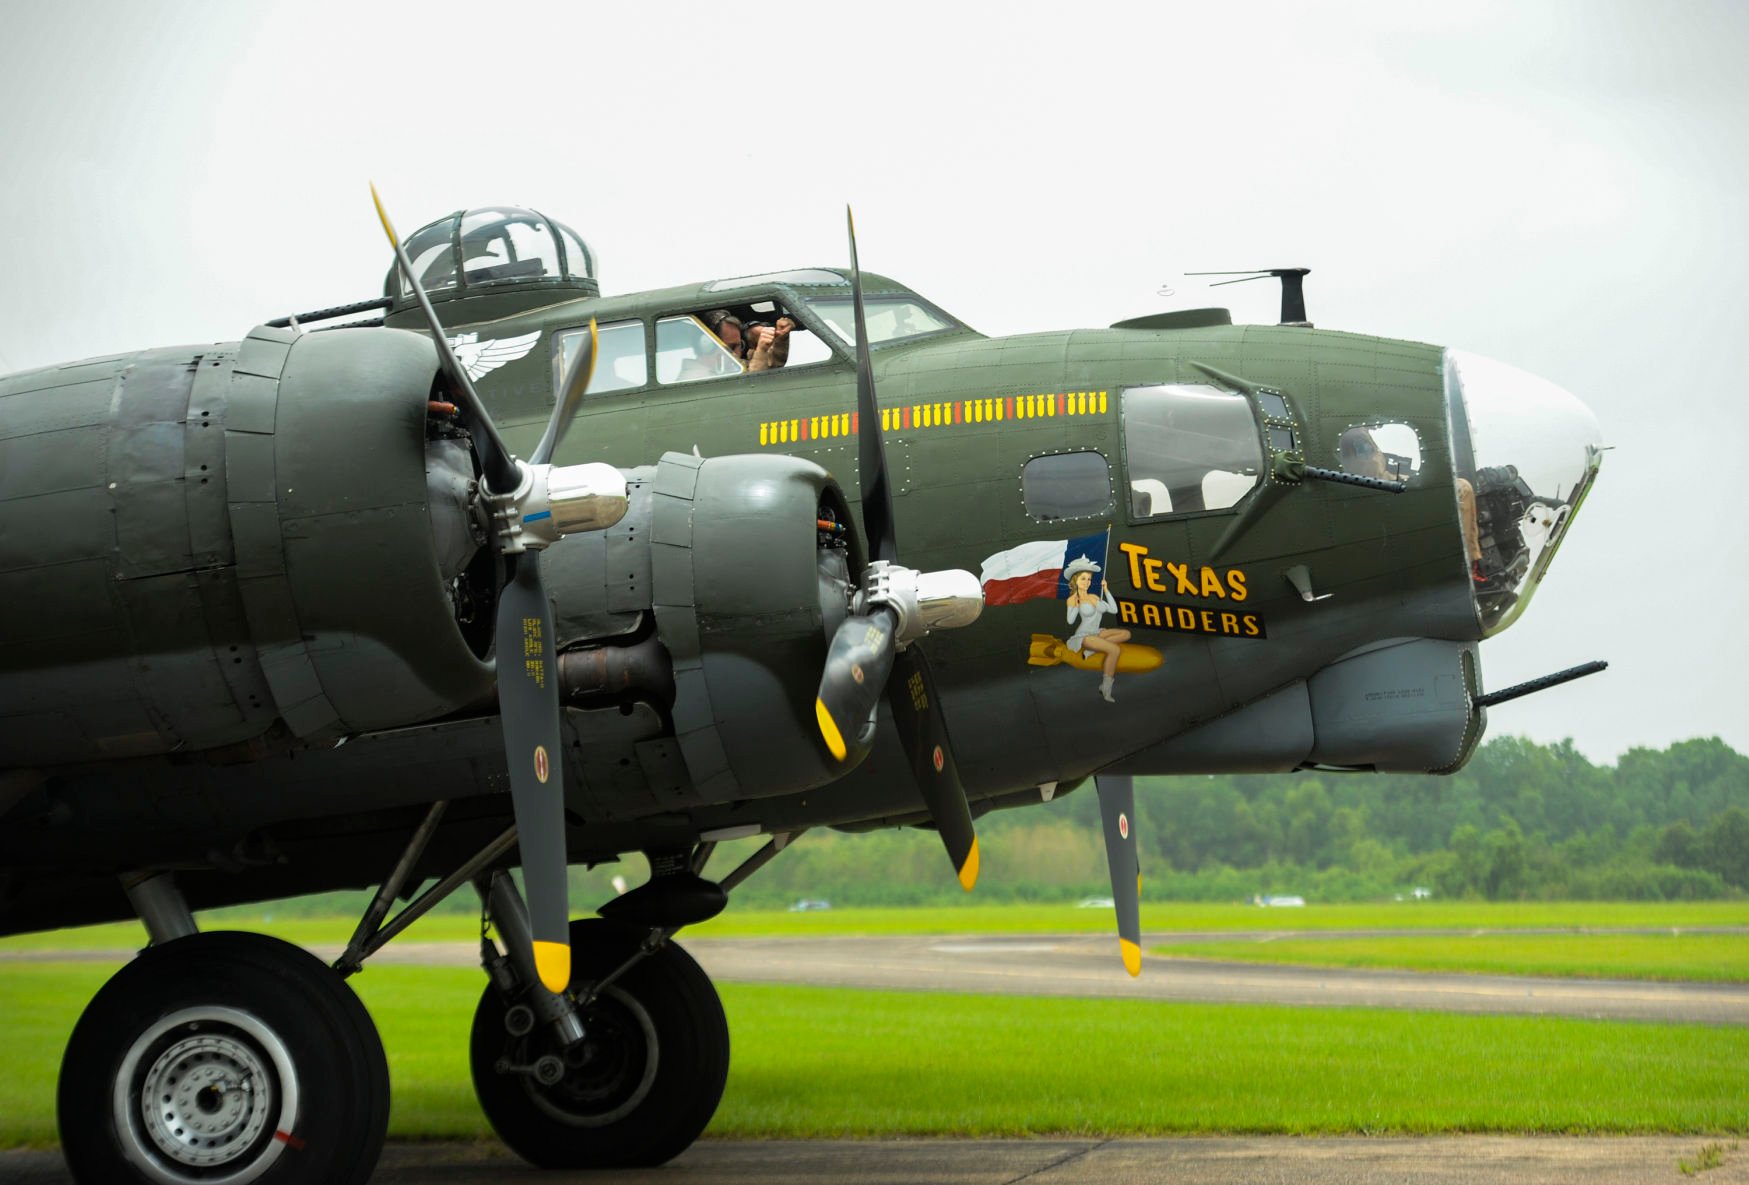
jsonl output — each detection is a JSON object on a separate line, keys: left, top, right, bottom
{"left": 1023, "top": 451, "right": 1112, "bottom": 521}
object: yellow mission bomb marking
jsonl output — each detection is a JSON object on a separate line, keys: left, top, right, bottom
{"left": 757, "top": 392, "right": 1107, "bottom": 446}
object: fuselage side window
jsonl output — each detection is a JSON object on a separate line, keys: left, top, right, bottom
{"left": 1121, "top": 384, "right": 1262, "bottom": 517}
{"left": 553, "top": 320, "right": 647, "bottom": 397}
{"left": 1023, "top": 452, "right": 1112, "bottom": 521}
{"left": 657, "top": 315, "right": 743, "bottom": 385}
{"left": 1336, "top": 422, "right": 1421, "bottom": 483}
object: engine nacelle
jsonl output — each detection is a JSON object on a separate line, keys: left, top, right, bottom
{"left": 0, "top": 325, "right": 495, "bottom": 764}
{"left": 544, "top": 451, "right": 855, "bottom": 804}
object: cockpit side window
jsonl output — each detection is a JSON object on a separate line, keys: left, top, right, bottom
{"left": 1121, "top": 384, "right": 1262, "bottom": 517}
{"left": 654, "top": 298, "right": 832, "bottom": 384}
{"left": 552, "top": 320, "right": 647, "bottom": 397}
{"left": 804, "top": 295, "right": 955, "bottom": 347}
{"left": 656, "top": 315, "right": 743, "bottom": 385}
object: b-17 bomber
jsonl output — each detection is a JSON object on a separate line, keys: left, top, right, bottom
{"left": 0, "top": 200, "right": 1605, "bottom": 1184}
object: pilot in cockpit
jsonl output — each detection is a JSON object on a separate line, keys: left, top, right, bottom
{"left": 696, "top": 308, "right": 796, "bottom": 376}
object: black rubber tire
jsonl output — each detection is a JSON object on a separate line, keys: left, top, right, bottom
{"left": 58, "top": 931, "right": 389, "bottom": 1185}
{"left": 471, "top": 918, "right": 729, "bottom": 1169}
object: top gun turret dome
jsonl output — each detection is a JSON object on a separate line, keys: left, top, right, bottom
{"left": 382, "top": 206, "right": 599, "bottom": 326}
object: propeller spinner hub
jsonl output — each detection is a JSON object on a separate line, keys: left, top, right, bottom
{"left": 860, "top": 561, "right": 984, "bottom": 647}
{"left": 484, "top": 460, "right": 629, "bottom": 555}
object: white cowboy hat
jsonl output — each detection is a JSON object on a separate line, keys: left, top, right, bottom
{"left": 1063, "top": 556, "right": 1102, "bottom": 580}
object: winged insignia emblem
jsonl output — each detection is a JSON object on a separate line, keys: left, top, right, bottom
{"left": 448, "top": 331, "right": 541, "bottom": 382}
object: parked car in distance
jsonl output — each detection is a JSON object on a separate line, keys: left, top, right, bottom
{"left": 788, "top": 899, "right": 832, "bottom": 912}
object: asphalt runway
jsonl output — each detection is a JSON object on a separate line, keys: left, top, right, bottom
{"left": 283, "top": 930, "right": 1747, "bottom": 1025}
{"left": 12, "top": 930, "right": 1746, "bottom": 1024}
{"left": 671, "top": 933, "right": 1749, "bottom": 1024}
{"left": 5, "top": 1137, "right": 1746, "bottom": 1185}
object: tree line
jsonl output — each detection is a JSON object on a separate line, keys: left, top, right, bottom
{"left": 240, "top": 735, "right": 1749, "bottom": 917}
{"left": 724, "top": 736, "right": 1749, "bottom": 906}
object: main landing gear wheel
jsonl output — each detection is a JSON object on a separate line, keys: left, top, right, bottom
{"left": 57, "top": 932, "right": 389, "bottom": 1185}
{"left": 471, "top": 918, "right": 729, "bottom": 1169}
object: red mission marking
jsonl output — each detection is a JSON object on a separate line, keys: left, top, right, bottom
{"left": 1005, "top": 396, "right": 1014, "bottom": 420}
{"left": 799, "top": 419, "right": 810, "bottom": 442}
{"left": 954, "top": 402, "right": 964, "bottom": 424}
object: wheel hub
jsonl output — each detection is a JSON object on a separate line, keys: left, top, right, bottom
{"left": 114, "top": 1006, "right": 299, "bottom": 1185}
{"left": 525, "top": 986, "right": 660, "bottom": 1127}
{"left": 141, "top": 1034, "right": 271, "bottom": 1167}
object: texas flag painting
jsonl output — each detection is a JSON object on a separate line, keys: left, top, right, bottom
{"left": 978, "top": 529, "right": 1111, "bottom": 606}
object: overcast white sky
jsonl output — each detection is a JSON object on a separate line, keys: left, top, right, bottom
{"left": 2, "top": 1, "right": 1743, "bottom": 762}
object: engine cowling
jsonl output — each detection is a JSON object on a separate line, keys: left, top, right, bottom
{"left": 543, "top": 451, "right": 856, "bottom": 804}
{"left": 0, "top": 325, "right": 496, "bottom": 764}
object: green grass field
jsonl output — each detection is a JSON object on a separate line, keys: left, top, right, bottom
{"left": 4, "top": 899, "right": 1746, "bottom": 952}
{"left": 2, "top": 960, "right": 1745, "bottom": 1148}
{"left": 1154, "top": 932, "right": 1749, "bottom": 983}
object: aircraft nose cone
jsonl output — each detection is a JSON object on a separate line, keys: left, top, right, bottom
{"left": 1444, "top": 349, "right": 1604, "bottom": 637}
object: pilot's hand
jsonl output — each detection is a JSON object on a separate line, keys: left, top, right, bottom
{"left": 774, "top": 316, "right": 796, "bottom": 337}
{"left": 749, "top": 325, "right": 777, "bottom": 350}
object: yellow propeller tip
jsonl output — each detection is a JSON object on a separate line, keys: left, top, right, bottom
{"left": 815, "top": 699, "right": 848, "bottom": 762}
{"left": 957, "top": 836, "right": 980, "bottom": 892}
{"left": 1120, "top": 938, "right": 1142, "bottom": 978}
{"left": 532, "top": 940, "right": 571, "bottom": 994}
{"left": 369, "top": 183, "right": 397, "bottom": 247}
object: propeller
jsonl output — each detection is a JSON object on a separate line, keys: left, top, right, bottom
{"left": 1093, "top": 775, "right": 1142, "bottom": 976}
{"left": 374, "top": 186, "right": 623, "bottom": 994}
{"left": 813, "top": 208, "right": 984, "bottom": 890}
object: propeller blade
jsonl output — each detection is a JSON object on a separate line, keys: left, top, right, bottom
{"left": 495, "top": 555, "right": 571, "bottom": 993}
{"left": 887, "top": 646, "right": 980, "bottom": 891}
{"left": 815, "top": 607, "right": 898, "bottom": 763}
{"left": 1094, "top": 774, "right": 1142, "bottom": 976}
{"left": 845, "top": 206, "right": 898, "bottom": 565}
{"left": 370, "top": 183, "right": 518, "bottom": 493}
{"left": 531, "top": 318, "right": 598, "bottom": 467}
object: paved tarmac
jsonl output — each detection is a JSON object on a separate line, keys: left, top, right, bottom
{"left": 12, "top": 931, "right": 1745, "bottom": 1024}
{"left": 669, "top": 933, "right": 1749, "bottom": 1024}
{"left": 5, "top": 1137, "right": 1746, "bottom": 1185}
{"left": 704, "top": 933, "right": 1749, "bottom": 1024}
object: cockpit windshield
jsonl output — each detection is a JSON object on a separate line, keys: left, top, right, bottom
{"left": 804, "top": 295, "right": 956, "bottom": 347}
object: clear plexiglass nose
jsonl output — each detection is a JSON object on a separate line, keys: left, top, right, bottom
{"left": 1444, "top": 348, "right": 1605, "bottom": 637}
